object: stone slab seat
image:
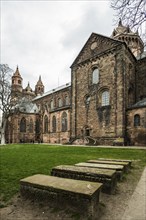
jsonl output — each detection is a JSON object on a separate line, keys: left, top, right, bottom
{"left": 51, "top": 165, "right": 117, "bottom": 194}
{"left": 97, "top": 158, "right": 132, "bottom": 168}
{"left": 87, "top": 160, "right": 129, "bottom": 173}
{"left": 20, "top": 174, "right": 102, "bottom": 219}
{"left": 75, "top": 162, "right": 124, "bottom": 180}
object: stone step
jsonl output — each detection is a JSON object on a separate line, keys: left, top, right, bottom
{"left": 75, "top": 162, "right": 124, "bottom": 180}
{"left": 87, "top": 160, "right": 129, "bottom": 172}
{"left": 20, "top": 174, "right": 102, "bottom": 219}
{"left": 51, "top": 165, "right": 117, "bottom": 194}
{"left": 97, "top": 158, "right": 132, "bottom": 167}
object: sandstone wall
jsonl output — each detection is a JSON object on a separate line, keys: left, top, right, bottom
{"left": 71, "top": 45, "right": 135, "bottom": 144}
{"left": 126, "top": 107, "right": 146, "bottom": 146}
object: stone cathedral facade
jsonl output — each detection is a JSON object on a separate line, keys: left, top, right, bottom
{"left": 5, "top": 21, "right": 146, "bottom": 146}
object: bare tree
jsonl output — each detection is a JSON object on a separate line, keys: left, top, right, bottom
{"left": 111, "top": 0, "right": 146, "bottom": 45}
{"left": 111, "top": 0, "right": 146, "bottom": 29}
{"left": 0, "top": 64, "right": 13, "bottom": 145}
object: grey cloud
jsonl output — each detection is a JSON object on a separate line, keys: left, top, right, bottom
{"left": 61, "top": 4, "right": 113, "bottom": 55}
{"left": 2, "top": 1, "right": 114, "bottom": 92}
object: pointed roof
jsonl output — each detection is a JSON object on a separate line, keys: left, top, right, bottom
{"left": 71, "top": 32, "right": 123, "bottom": 67}
{"left": 111, "top": 20, "right": 137, "bottom": 37}
{"left": 24, "top": 82, "right": 35, "bottom": 95}
{"left": 36, "top": 75, "right": 44, "bottom": 86}
{"left": 13, "top": 66, "right": 22, "bottom": 78}
{"left": 118, "top": 18, "right": 123, "bottom": 26}
{"left": 33, "top": 82, "right": 71, "bottom": 101}
{"left": 25, "top": 82, "right": 32, "bottom": 92}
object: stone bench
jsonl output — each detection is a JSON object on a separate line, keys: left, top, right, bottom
{"left": 51, "top": 165, "right": 117, "bottom": 194}
{"left": 20, "top": 174, "right": 102, "bottom": 219}
{"left": 87, "top": 160, "right": 129, "bottom": 173}
{"left": 97, "top": 158, "right": 132, "bottom": 168}
{"left": 75, "top": 162, "right": 124, "bottom": 180}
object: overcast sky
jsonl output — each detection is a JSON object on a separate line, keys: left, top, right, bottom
{"left": 1, "top": 0, "right": 115, "bottom": 92}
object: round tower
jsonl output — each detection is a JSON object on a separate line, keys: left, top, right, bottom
{"left": 111, "top": 19, "right": 144, "bottom": 57}
{"left": 35, "top": 75, "right": 44, "bottom": 95}
{"left": 11, "top": 66, "right": 23, "bottom": 98}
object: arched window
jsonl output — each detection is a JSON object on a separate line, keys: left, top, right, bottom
{"left": 35, "top": 119, "right": 40, "bottom": 134}
{"left": 58, "top": 98, "right": 62, "bottom": 107}
{"left": 44, "top": 115, "right": 48, "bottom": 133}
{"left": 65, "top": 96, "right": 69, "bottom": 105}
{"left": 92, "top": 68, "right": 99, "bottom": 84}
{"left": 134, "top": 114, "right": 140, "bottom": 127}
{"left": 20, "top": 117, "right": 26, "bottom": 132}
{"left": 85, "top": 95, "right": 91, "bottom": 106}
{"left": 52, "top": 115, "right": 56, "bottom": 132}
{"left": 102, "top": 91, "right": 109, "bottom": 106}
{"left": 50, "top": 100, "right": 54, "bottom": 110}
{"left": 62, "top": 112, "right": 67, "bottom": 132}
{"left": 29, "top": 118, "right": 33, "bottom": 133}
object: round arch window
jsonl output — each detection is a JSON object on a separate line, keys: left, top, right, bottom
{"left": 92, "top": 68, "right": 99, "bottom": 84}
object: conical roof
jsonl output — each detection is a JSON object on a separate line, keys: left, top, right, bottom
{"left": 25, "top": 82, "right": 33, "bottom": 92}
{"left": 24, "top": 82, "right": 35, "bottom": 95}
{"left": 13, "top": 66, "right": 22, "bottom": 78}
{"left": 36, "top": 75, "right": 43, "bottom": 86}
{"left": 111, "top": 19, "right": 136, "bottom": 37}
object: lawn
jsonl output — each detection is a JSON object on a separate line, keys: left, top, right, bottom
{"left": 0, "top": 144, "right": 146, "bottom": 207}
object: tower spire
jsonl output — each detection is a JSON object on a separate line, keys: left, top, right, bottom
{"left": 118, "top": 18, "right": 122, "bottom": 26}
{"left": 11, "top": 66, "right": 23, "bottom": 100}
{"left": 35, "top": 75, "right": 44, "bottom": 96}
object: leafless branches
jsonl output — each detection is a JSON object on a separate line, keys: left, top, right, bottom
{"left": 0, "top": 64, "right": 13, "bottom": 118}
{"left": 111, "top": 0, "right": 146, "bottom": 47}
{"left": 111, "top": 0, "right": 146, "bottom": 30}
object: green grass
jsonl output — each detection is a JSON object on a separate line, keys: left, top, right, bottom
{"left": 0, "top": 144, "right": 146, "bottom": 206}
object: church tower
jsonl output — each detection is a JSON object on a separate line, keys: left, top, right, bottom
{"left": 11, "top": 66, "right": 23, "bottom": 99}
{"left": 35, "top": 76, "right": 44, "bottom": 95}
{"left": 111, "top": 19, "right": 144, "bottom": 57}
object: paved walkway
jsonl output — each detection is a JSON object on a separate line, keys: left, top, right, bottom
{"left": 45, "top": 143, "right": 146, "bottom": 150}
{"left": 122, "top": 167, "right": 146, "bottom": 220}
{"left": 78, "top": 145, "right": 146, "bottom": 150}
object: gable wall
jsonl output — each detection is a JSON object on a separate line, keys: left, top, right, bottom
{"left": 71, "top": 45, "right": 133, "bottom": 145}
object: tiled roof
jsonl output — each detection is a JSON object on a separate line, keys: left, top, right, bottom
{"left": 33, "top": 82, "right": 71, "bottom": 101}
{"left": 15, "top": 97, "right": 39, "bottom": 113}
{"left": 133, "top": 98, "right": 146, "bottom": 107}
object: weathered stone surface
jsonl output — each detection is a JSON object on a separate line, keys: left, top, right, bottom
{"left": 5, "top": 24, "right": 146, "bottom": 146}
{"left": 75, "top": 162, "right": 124, "bottom": 180}
{"left": 51, "top": 165, "right": 117, "bottom": 194}
{"left": 87, "top": 160, "right": 129, "bottom": 172}
{"left": 75, "top": 162, "right": 124, "bottom": 171}
{"left": 136, "top": 57, "right": 146, "bottom": 101}
{"left": 20, "top": 174, "right": 102, "bottom": 218}
{"left": 126, "top": 106, "right": 146, "bottom": 146}
{"left": 98, "top": 158, "right": 132, "bottom": 167}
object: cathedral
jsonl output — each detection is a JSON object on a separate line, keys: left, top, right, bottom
{"left": 6, "top": 21, "right": 146, "bottom": 146}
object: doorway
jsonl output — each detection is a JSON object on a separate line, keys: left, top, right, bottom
{"left": 85, "top": 128, "right": 90, "bottom": 136}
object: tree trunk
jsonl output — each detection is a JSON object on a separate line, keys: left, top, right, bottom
{"left": 0, "top": 117, "right": 7, "bottom": 145}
